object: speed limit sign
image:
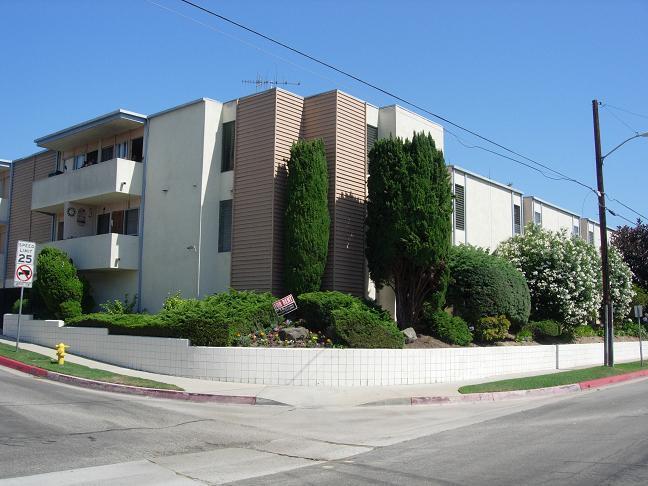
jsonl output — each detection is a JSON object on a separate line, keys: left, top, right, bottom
{"left": 14, "top": 240, "right": 36, "bottom": 288}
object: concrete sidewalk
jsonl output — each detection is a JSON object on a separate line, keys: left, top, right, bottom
{"left": 0, "top": 336, "right": 566, "bottom": 408}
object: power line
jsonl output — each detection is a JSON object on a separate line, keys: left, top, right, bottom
{"left": 603, "top": 103, "right": 648, "bottom": 120}
{"left": 174, "top": 0, "right": 645, "bottom": 225}
{"left": 601, "top": 104, "right": 640, "bottom": 134}
{"left": 606, "top": 196, "right": 647, "bottom": 222}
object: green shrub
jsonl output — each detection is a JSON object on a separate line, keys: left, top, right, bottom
{"left": 284, "top": 139, "right": 330, "bottom": 295}
{"left": 80, "top": 276, "right": 96, "bottom": 314}
{"left": 59, "top": 300, "right": 82, "bottom": 320}
{"left": 33, "top": 247, "right": 84, "bottom": 319}
{"left": 100, "top": 294, "right": 138, "bottom": 314}
{"left": 11, "top": 298, "right": 31, "bottom": 314}
{"left": 515, "top": 328, "right": 533, "bottom": 343}
{"left": 570, "top": 324, "right": 597, "bottom": 339}
{"left": 615, "top": 320, "right": 645, "bottom": 337}
{"left": 66, "top": 313, "right": 176, "bottom": 337}
{"left": 297, "top": 291, "right": 390, "bottom": 331}
{"left": 330, "top": 306, "right": 404, "bottom": 348}
{"left": 525, "top": 320, "right": 561, "bottom": 339}
{"left": 423, "top": 308, "right": 472, "bottom": 346}
{"left": 447, "top": 245, "right": 531, "bottom": 330}
{"left": 474, "top": 315, "right": 510, "bottom": 342}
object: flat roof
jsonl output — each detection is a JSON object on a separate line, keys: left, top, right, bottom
{"left": 35, "top": 109, "right": 147, "bottom": 151}
{"left": 449, "top": 165, "right": 523, "bottom": 195}
{"left": 524, "top": 195, "right": 581, "bottom": 218}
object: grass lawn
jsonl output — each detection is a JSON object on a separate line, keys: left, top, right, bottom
{"left": 0, "top": 342, "right": 183, "bottom": 391}
{"left": 459, "top": 361, "right": 647, "bottom": 394}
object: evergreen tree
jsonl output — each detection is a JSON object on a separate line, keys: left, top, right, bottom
{"left": 366, "top": 133, "right": 452, "bottom": 328}
{"left": 284, "top": 139, "right": 330, "bottom": 295}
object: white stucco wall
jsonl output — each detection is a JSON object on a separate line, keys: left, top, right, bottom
{"left": 524, "top": 197, "right": 580, "bottom": 235}
{"left": 450, "top": 168, "right": 522, "bottom": 251}
{"left": 377, "top": 105, "right": 444, "bottom": 151}
{"left": 81, "top": 270, "right": 138, "bottom": 310}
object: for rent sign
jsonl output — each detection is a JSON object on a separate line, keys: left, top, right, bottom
{"left": 273, "top": 294, "right": 297, "bottom": 316}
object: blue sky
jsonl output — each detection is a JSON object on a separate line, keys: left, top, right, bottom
{"left": 1, "top": 0, "right": 646, "bottom": 227}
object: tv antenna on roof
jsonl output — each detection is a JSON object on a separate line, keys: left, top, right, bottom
{"left": 242, "top": 73, "right": 301, "bottom": 92}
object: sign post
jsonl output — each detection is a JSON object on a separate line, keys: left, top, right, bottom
{"left": 13, "top": 241, "right": 36, "bottom": 351}
{"left": 635, "top": 305, "right": 644, "bottom": 367}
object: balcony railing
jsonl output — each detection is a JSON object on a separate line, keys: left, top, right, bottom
{"left": 32, "top": 158, "right": 143, "bottom": 213}
{"left": 41, "top": 233, "right": 139, "bottom": 271}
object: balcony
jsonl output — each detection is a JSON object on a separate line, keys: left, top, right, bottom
{"left": 31, "top": 158, "right": 143, "bottom": 213}
{"left": 41, "top": 233, "right": 139, "bottom": 271}
{"left": 0, "top": 197, "right": 8, "bottom": 222}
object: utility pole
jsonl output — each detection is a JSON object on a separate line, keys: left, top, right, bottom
{"left": 592, "top": 99, "right": 614, "bottom": 366}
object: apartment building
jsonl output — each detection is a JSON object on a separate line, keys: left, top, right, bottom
{"left": 522, "top": 196, "right": 582, "bottom": 237}
{"left": 22, "top": 88, "right": 443, "bottom": 311}
{"left": 448, "top": 165, "right": 523, "bottom": 250}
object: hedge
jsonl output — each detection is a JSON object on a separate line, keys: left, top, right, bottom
{"left": 330, "top": 306, "right": 404, "bottom": 349}
{"left": 474, "top": 315, "right": 510, "bottom": 342}
{"left": 66, "top": 313, "right": 176, "bottom": 337}
{"left": 447, "top": 245, "right": 531, "bottom": 329}
{"left": 298, "top": 291, "right": 390, "bottom": 332}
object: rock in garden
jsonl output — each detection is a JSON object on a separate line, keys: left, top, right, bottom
{"left": 402, "top": 327, "right": 418, "bottom": 343}
{"left": 279, "top": 326, "right": 310, "bottom": 341}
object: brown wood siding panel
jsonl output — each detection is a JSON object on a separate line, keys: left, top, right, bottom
{"left": 332, "top": 92, "right": 366, "bottom": 296}
{"left": 6, "top": 151, "right": 56, "bottom": 281}
{"left": 231, "top": 91, "right": 277, "bottom": 293}
{"left": 302, "top": 92, "right": 338, "bottom": 291}
{"left": 272, "top": 90, "right": 303, "bottom": 295}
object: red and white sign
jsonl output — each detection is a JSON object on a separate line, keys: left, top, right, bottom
{"left": 273, "top": 294, "right": 297, "bottom": 316}
{"left": 14, "top": 241, "right": 36, "bottom": 288}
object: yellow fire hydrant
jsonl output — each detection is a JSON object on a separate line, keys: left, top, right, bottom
{"left": 55, "top": 342, "right": 69, "bottom": 365}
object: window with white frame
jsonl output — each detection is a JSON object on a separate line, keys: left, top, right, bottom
{"left": 589, "top": 230, "right": 595, "bottom": 244}
{"left": 73, "top": 154, "right": 86, "bottom": 170}
{"left": 513, "top": 204, "right": 521, "bottom": 234}
{"left": 534, "top": 210, "right": 542, "bottom": 226}
{"left": 572, "top": 225, "right": 580, "bottom": 237}
{"left": 116, "top": 141, "right": 128, "bottom": 159}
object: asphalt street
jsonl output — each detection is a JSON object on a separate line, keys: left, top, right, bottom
{"left": 1, "top": 365, "right": 647, "bottom": 484}
{"left": 235, "top": 379, "right": 648, "bottom": 486}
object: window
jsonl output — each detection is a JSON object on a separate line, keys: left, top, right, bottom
{"left": 86, "top": 150, "right": 98, "bottom": 165}
{"left": 572, "top": 225, "right": 580, "bottom": 237}
{"left": 513, "top": 204, "right": 521, "bottom": 234}
{"left": 589, "top": 230, "right": 595, "bottom": 245}
{"left": 367, "top": 125, "right": 378, "bottom": 153}
{"left": 57, "top": 221, "right": 64, "bottom": 241}
{"left": 534, "top": 211, "right": 542, "bottom": 226}
{"left": 218, "top": 200, "right": 233, "bottom": 252}
{"left": 221, "top": 121, "right": 235, "bottom": 172}
{"left": 116, "top": 141, "right": 128, "bottom": 159}
{"left": 97, "top": 213, "right": 110, "bottom": 235}
{"left": 101, "top": 145, "right": 114, "bottom": 162}
{"left": 131, "top": 137, "right": 144, "bottom": 162}
{"left": 454, "top": 184, "right": 465, "bottom": 231}
{"left": 125, "top": 208, "right": 139, "bottom": 235}
{"left": 73, "top": 154, "right": 86, "bottom": 170}
{"left": 63, "top": 157, "right": 73, "bottom": 171}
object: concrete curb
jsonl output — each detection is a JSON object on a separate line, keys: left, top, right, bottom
{"left": 0, "top": 355, "right": 287, "bottom": 406}
{"left": 362, "top": 369, "right": 648, "bottom": 406}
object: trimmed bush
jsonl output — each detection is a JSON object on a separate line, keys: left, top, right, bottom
{"left": 284, "top": 139, "right": 330, "bottom": 295}
{"left": 330, "top": 306, "right": 404, "bottom": 349}
{"left": 474, "top": 315, "right": 510, "bottom": 342}
{"left": 570, "top": 324, "right": 598, "bottom": 339}
{"left": 447, "top": 245, "right": 531, "bottom": 329}
{"left": 33, "top": 247, "right": 84, "bottom": 319}
{"left": 515, "top": 328, "right": 533, "bottom": 343}
{"left": 66, "top": 313, "right": 175, "bottom": 337}
{"left": 520, "top": 319, "right": 563, "bottom": 341}
{"left": 59, "top": 300, "right": 82, "bottom": 320}
{"left": 298, "top": 291, "right": 390, "bottom": 331}
{"left": 423, "top": 308, "right": 472, "bottom": 346}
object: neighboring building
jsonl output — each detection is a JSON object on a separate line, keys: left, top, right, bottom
{"left": 26, "top": 89, "right": 443, "bottom": 312}
{"left": 0, "top": 159, "right": 11, "bottom": 284}
{"left": 448, "top": 165, "right": 523, "bottom": 251}
{"left": 522, "top": 196, "right": 582, "bottom": 237}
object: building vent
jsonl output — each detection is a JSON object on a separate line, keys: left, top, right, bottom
{"left": 514, "top": 204, "right": 521, "bottom": 234}
{"left": 454, "top": 184, "right": 465, "bottom": 231}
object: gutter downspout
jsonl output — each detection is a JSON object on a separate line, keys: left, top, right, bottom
{"left": 136, "top": 122, "right": 149, "bottom": 312}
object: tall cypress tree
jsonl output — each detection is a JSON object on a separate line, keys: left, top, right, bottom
{"left": 366, "top": 132, "right": 452, "bottom": 328}
{"left": 284, "top": 139, "right": 330, "bottom": 295}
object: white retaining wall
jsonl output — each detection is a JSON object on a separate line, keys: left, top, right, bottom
{"left": 3, "top": 315, "right": 647, "bottom": 387}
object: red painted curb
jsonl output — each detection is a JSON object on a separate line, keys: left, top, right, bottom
{"left": 0, "top": 354, "right": 260, "bottom": 405}
{"left": 578, "top": 369, "right": 648, "bottom": 390}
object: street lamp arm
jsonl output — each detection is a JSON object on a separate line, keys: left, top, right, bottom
{"left": 602, "top": 131, "right": 648, "bottom": 161}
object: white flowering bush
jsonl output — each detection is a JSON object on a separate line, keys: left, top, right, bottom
{"left": 608, "top": 244, "right": 634, "bottom": 322}
{"left": 497, "top": 224, "right": 600, "bottom": 330}
{"left": 498, "top": 224, "right": 635, "bottom": 330}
